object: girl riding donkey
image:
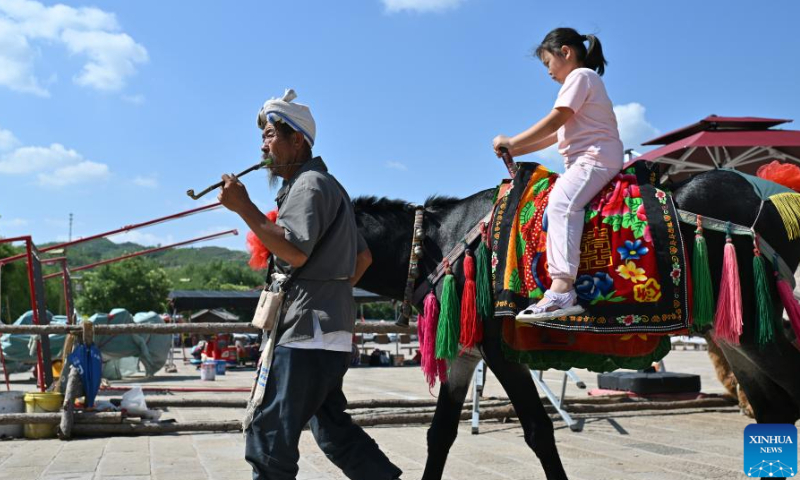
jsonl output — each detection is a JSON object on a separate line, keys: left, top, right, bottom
{"left": 493, "top": 27, "right": 624, "bottom": 322}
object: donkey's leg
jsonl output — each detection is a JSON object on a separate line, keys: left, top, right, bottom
{"left": 718, "top": 338, "right": 800, "bottom": 424}
{"left": 481, "top": 317, "right": 568, "bottom": 480}
{"left": 422, "top": 349, "right": 482, "bottom": 480}
{"left": 705, "top": 333, "right": 753, "bottom": 417}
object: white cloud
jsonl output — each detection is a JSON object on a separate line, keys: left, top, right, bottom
{"left": 0, "top": 216, "right": 29, "bottom": 237}
{"left": 0, "top": 21, "right": 48, "bottom": 96}
{"left": 0, "top": 0, "right": 147, "bottom": 95}
{"left": 524, "top": 102, "right": 659, "bottom": 172}
{"left": 0, "top": 142, "right": 83, "bottom": 174}
{"left": 533, "top": 144, "right": 565, "bottom": 172}
{"left": 133, "top": 175, "right": 158, "bottom": 188}
{"left": 63, "top": 29, "right": 148, "bottom": 91}
{"left": 385, "top": 160, "right": 408, "bottom": 171}
{"left": 108, "top": 230, "right": 174, "bottom": 247}
{"left": 0, "top": 125, "right": 111, "bottom": 186}
{"left": 382, "top": 0, "right": 466, "bottom": 13}
{"left": 0, "top": 127, "right": 20, "bottom": 151}
{"left": 37, "top": 160, "right": 109, "bottom": 186}
{"left": 0, "top": 217, "right": 28, "bottom": 228}
{"left": 613, "top": 102, "right": 660, "bottom": 151}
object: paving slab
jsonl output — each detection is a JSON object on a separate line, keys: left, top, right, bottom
{"left": 0, "top": 349, "right": 786, "bottom": 479}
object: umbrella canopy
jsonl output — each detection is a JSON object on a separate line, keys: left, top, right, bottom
{"left": 633, "top": 115, "right": 800, "bottom": 182}
{"left": 67, "top": 343, "right": 102, "bottom": 408}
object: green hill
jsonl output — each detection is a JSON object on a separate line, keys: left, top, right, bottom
{"left": 38, "top": 238, "right": 263, "bottom": 291}
{"left": 39, "top": 237, "right": 249, "bottom": 267}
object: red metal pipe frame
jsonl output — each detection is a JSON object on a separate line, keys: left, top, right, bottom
{"left": 0, "top": 237, "right": 42, "bottom": 390}
{"left": 23, "top": 239, "right": 45, "bottom": 392}
{"left": 41, "top": 230, "right": 239, "bottom": 280}
{"left": 37, "top": 258, "right": 75, "bottom": 324}
{"left": 100, "top": 385, "right": 250, "bottom": 393}
{"left": 0, "top": 207, "right": 229, "bottom": 391}
{"left": 61, "top": 260, "right": 75, "bottom": 325}
{"left": 0, "top": 202, "right": 223, "bottom": 266}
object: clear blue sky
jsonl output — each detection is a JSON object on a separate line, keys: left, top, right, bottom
{"left": 1, "top": 0, "right": 799, "bottom": 252}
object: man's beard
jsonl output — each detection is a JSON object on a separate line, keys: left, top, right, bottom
{"left": 263, "top": 152, "right": 280, "bottom": 188}
{"left": 267, "top": 169, "right": 280, "bottom": 188}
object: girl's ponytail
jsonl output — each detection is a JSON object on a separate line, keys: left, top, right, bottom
{"left": 583, "top": 34, "right": 606, "bottom": 76}
{"left": 535, "top": 28, "right": 609, "bottom": 76}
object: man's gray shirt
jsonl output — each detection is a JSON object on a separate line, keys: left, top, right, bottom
{"left": 273, "top": 157, "right": 365, "bottom": 346}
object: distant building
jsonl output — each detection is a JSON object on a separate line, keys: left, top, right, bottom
{"left": 189, "top": 308, "right": 240, "bottom": 323}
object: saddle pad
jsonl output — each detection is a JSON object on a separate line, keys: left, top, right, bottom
{"left": 491, "top": 161, "right": 691, "bottom": 334}
{"left": 501, "top": 322, "right": 672, "bottom": 373}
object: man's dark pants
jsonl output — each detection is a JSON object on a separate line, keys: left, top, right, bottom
{"left": 245, "top": 346, "right": 403, "bottom": 480}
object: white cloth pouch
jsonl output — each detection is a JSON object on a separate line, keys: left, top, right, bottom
{"left": 251, "top": 289, "right": 285, "bottom": 331}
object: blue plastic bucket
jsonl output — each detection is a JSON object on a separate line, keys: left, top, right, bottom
{"left": 215, "top": 359, "right": 226, "bottom": 375}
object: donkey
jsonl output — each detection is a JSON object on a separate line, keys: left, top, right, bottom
{"left": 353, "top": 168, "right": 800, "bottom": 480}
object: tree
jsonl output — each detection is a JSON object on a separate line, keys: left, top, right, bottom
{"left": 361, "top": 302, "right": 396, "bottom": 320}
{"left": 76, "top": 257, "right": 170, "bottom": 315}
{"left": 165, "top": 260, "right": 264, "bottom": 291}
{"left": 0, "top": 243, "right": 65, "bottom": 323}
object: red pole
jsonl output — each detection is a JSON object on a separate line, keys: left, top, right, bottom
{"left": 0, "top": 203, "right": 223, "bottom": 266}
{"left": 39, "top": 256, "right": 66, "bottom": 265}
{"left": 24, "top": 241, "right": 45, "bottom": 392}
{"left": 100, "top": 385, "right": 251, "bottom": 393}
{"left": 42, "top": 230, "right": 238, "bottom": 280}
{"left": 38, "top": 258, "right": 73, "bottom": 321}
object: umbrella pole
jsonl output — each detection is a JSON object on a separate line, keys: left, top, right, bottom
{"left": 58, "top": 366, "right": 81, "bottom": 440}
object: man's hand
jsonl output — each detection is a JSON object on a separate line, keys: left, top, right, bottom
{"left": 218, "top": 174, "right": 252, "bottom": 214}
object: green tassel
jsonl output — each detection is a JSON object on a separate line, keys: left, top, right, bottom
{"left": 436, "top": 271, "right": 460, "bottom": 360}
{"left": 691, "top": 229, "right": 714, "bottom": 333}
{"left": 475, "top": 241, "right": 493, "bottom": 319}
{"left": 753, "top": 254, "right": 776, "bottom": 346}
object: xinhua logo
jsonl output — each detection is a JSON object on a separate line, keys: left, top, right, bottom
{"left": 744, "top": 424, "right": 797, "bottom": 477}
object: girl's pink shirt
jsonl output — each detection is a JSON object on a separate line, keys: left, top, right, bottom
{"left": 554, "top": 67, "right": 623, "bottom": 168}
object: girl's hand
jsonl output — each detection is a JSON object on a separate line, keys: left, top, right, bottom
{"left": 492, "top": 135, "right": 512, "bottom": 157}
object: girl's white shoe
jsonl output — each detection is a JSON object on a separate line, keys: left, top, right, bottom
{"left": 515, "top": 289, "right": 584, "bottom": 323}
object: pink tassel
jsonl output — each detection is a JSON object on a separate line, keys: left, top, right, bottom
{"left": 714, "top": 232, "right": 743, "bottom": 345}
{"left": 459, "top": 250, "right": 479, "bottom": 352}
{"left": 777, "top": 276, "right": 800, "bottom": 342}
{"left": 420, "top": 291, "right": 446, "bottom": 389}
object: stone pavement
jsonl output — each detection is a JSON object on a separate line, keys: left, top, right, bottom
{"left": 0, "top": 349, "right": 778, "bottom": 479}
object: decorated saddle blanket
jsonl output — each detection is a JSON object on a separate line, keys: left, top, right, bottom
{"left": 491, "top": 161, "right": 691, "bottom": 335}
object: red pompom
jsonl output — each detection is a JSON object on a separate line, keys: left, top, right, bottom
{"left": 246, "top": 209, "right": 278, "bottom": 270}
{"left": 757, "top": 160, "right": 800, "bottom": 192}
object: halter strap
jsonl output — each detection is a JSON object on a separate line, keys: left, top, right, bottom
{"left": 398, "top": 206, "right": 425, "bottom": 325}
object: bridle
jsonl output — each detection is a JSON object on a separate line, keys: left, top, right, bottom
{"left": 397, "top": 206, "right": 425, "bottom": 326}
{"left": 396, "top": 205, "right": 496, "bottom": 326}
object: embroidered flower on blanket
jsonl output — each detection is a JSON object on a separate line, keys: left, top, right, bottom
{"left": 616, "top": 261, "right": 647, "bottom": 283}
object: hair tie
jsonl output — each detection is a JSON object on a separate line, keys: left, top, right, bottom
{"left": 582, "top": 34, "right": 588, "bottom": 41}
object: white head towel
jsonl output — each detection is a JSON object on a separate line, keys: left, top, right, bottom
{"left": 257, "top": 89, "right": 316, "bottom": 147}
